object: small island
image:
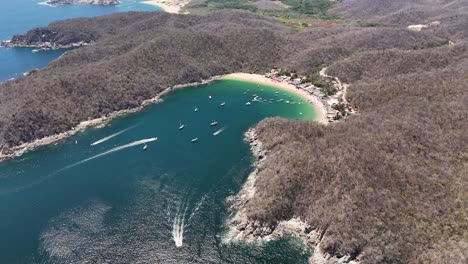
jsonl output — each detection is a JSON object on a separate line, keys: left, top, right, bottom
{"left": 46, "top": 0, "right": 119, "bottom": 5}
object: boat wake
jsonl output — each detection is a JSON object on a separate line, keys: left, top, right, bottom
{"left": 172, "top": 201, "right": 189, "bottom": 247}
{"left": 213, "top": 127, "right": 226, "bottom": 136}
{"left": 1, "top": 138, "right": 158, "bottom": 195}
{"left": 90, "top": 125, "right": 137, "bottom": 146}
{"left": 65, "top": 138, "right": 157, "bottom": 170}
{"left": 170, "top": 195, "right": 207, "bottom": 248}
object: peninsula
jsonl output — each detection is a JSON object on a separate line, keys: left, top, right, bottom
{"left": 1, "top": 0, "right": 467, "bottom": 263}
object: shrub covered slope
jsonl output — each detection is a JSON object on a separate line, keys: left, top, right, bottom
{"left": 0, "top": 1, "right": 467, "bottom": 262}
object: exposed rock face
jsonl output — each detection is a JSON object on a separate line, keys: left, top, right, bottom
{"left": 46, "top": 0, "right": 119, "bottom": 5}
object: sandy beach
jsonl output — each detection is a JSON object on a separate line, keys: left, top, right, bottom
{"left": 142, "top": 0, "right": 189, "bottom": 14}
{"left": 222, "top": 73, "right": 328, "bottom": 124}
{"left": 0, "top": 72, "right": 328, "bottom": 161}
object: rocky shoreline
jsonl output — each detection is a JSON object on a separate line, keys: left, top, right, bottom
{"left": 0, "top": 76, "right": 220, "bottom": 162}
{"left": 0, "top": 40, "right": 91, "bottom": 52}
{"left": 45, "top": 0, "right": 120, "bottom": 6}
{"left": 223, "top": 129, "right": 359, "bottom": 264}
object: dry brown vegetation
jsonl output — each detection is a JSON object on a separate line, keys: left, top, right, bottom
{"left": 1, "top": 1, "right": 467, "bottom": 262}
{"left": 251, "top": 68, "right": 467, "bottom": 262}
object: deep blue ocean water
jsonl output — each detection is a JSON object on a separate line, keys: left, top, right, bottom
{"left": 0, "top": 0, "right": 161, "bottom": 81}
{"left": 0, "top": 1, "right": 316, "bottom": 263}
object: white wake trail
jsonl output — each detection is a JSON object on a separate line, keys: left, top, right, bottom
{"left": 90, "top": 125, "right": 137, "bottom": 146}
{"left": 213, "top": 127, "right": 226, "bottom": 136}
{"left": 172, "top": 203, "right": 189, "bottom": 247}
{"left": 2, "top": 138, "right": 157, "bottom": 195}
{"left": 64, "top": 138, "right": 157, "bottom": 170}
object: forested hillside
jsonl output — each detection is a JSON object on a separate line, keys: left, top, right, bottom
{"left": 0, "top": 1, "right": 467, "bottom": 262}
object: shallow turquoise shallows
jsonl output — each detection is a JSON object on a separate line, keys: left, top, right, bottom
{"left": 0, "top": 79, "right": 316, "bottom": 263}
{"left": 0, "top": 0, "right": 161, "bottom": 81}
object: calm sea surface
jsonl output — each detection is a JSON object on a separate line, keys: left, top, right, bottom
{"left": 0, "top": 1, "right": 316, "bottom": 263}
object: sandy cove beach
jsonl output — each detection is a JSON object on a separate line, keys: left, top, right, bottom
{"left": 0, "top": 72, "right": 329, "bottom": 161}
{"left": 142, "top": 0, "right": 190, "bottom": 14}
{"left": 222, "top": 73, "right": 328, "bottom": 124}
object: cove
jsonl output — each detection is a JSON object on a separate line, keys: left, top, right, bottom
{"left": 0, "top": 79, "right": 316, "bottom": 263}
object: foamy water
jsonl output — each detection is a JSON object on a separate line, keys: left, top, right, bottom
{"left": 90, "top": 125, "right": 137, "bottom": 146}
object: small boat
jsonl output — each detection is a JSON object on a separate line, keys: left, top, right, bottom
{"left": 143, "top": 144, "right": 148, "bottom": 150}
{"left": 178, "top": 123, "right": 185, "bottom": 130}
{"left": 191, "top": 138, "right": 199, "bottom": 142}
{"left": 210, "top": 121, "right": 218, "bottom": 126}
{"left": 220, "top": 102, "right": 226, "bottom": 106}
{"left": 245, "top": 102, "right": 251, "bottom": 106}
{"left": 75, "top": 140, "right": 78, "bottom": 144}
{"left": 194, "top": 107, "right": 199, "bottom": 112}
{"left": 32, "top": 49, "right": 40, "bottom": 53}
{"left": 208, "top": 96, "right": 212, "bottom": 99}
{"left": 275, "top": 92, "right": 279, "bottom": 94}
{"left": 299, "top": 112, "right": 303, "bottom": 115}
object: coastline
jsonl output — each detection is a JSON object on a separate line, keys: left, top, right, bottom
{"left": 223, "top": 128, "right": 359, "bottom": 264}
{"left": 0, "top": 76, "right": 219, "bottom": 162}
{"left": 222, "top": 73, "right": 328, "bottom": 124}
{"left": 0, "top": 71, "right": 332, "bottom": 162}
{"left": 142, "top": 0, "right": 190, "bottom": 14}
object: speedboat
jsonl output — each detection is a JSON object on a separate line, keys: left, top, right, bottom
{"left": 245, "top": 102, "right": 251, "bottom": 106}
{"left": 220, "top": 102, "right": 226, "bottom": 106}
{"left": 208, "top": 95, "right": 212, "bottom": 99}
{"left": 191, "top": 138, "right": 199, "bottom": 142}
{"left": 179, "top": 123, "right": 185, "bottom": 130}
{"left": 143, "top": 144, "right": 148, "bottom": 150}
{"left": 210, "top": 121, "right": 218, "bottom": 126}
{"left": 194, "top": 107, "right": 199, "bottom": 112}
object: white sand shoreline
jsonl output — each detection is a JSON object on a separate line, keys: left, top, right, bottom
{"left": 142, "top": 0, "right": 190, "bottom": 14}
{"left": 0, "top": 71, "right": 331, "bottom": 162}
{"left": 222, "top": 73, "right": 328, "bottom": 124}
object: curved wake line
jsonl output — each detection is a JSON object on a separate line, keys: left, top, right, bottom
{"left": 0, "top": 138, "right": 157, "bottom": 196}
{"left": 172, "top": 202, "right": 189, "bottom": 247}
{"left": 90, "top": 125, "right": 137, "bottom": 146}
{"left": 63, "top": 138, "right": 157, "bottom": 171}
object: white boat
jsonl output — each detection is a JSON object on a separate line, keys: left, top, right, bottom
{"left": 191, "top": 138, "right": 199, "bottom": 142}
{"left": 208, "top": 96, "right": 212, "bottom": 99}
{"left": 32, "top": 49, "right": 40, "bottom": 53}
{"left": 220, "top": 102, "right": 226, "bottom": 106}
{"left": 210, "top": 121, "right": 218, "bottom": 126}
{"left": 194, "top": 107, "right": 199, "bottom": 112}
{"left": 143, "top": 144, "right": 148, "bottom": 150}
{"left": 179, "top": 123, "right": 185, "bottom": 130}
{"left": 245, "top": 102, "right": 251, "bottom": 105}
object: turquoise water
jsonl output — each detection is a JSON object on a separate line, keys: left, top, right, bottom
{"left": 0, "top": 80, "right": 315, "bottom": 263}
{"left": 0, "top": 0, "right": 161, "bottom": 81}
{"left": 0, "top": 1, "right": 317, "bottom": 262}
